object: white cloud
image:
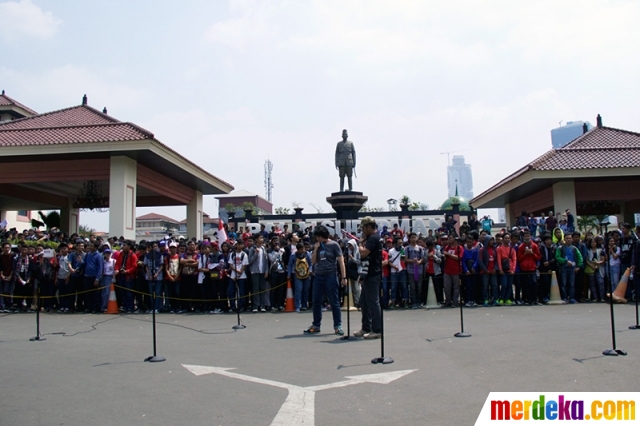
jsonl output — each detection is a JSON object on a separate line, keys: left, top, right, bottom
{"left": 0, "top": 0, "right": 61, "bottom": 41}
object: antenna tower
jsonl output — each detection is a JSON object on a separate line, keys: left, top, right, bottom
{"left": 264, "top": 159, "right": 273, "bottom": 202}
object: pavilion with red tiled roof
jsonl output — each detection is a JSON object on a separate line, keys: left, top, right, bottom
{"left": 471, "top": 115, "right": 640, "bottom": 226}
{"left": 0, "top": 92, "right": 234, "bottom": 239}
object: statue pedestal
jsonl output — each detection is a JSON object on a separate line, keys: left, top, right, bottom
{"left": 326, "top": 191, "right": 368, "bottom": 221}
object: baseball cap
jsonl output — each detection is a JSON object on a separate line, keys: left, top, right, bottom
{"left": 360, "top": 216, "right": 377, "bottom": 227}
{"left": 169, "top": 242, "right": 178, "bottom": 248}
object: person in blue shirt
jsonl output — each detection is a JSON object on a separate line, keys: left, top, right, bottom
{"left": 461, "top": 235, "right": 479, "bottom": 307}
{"left": 68, "top": 241, "right": 86, "bottom": 312}
{"left": 82, "top": 241, "right": 104, "bottom": 313}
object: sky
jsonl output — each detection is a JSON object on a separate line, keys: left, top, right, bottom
{"left": 2, "top": 0, "right": 640, "bottom": 232}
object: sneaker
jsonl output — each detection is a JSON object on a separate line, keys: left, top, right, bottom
{"left": 252, "top": 308, "right": 258, "bottom": 313}
{"left": 505, "top": 300, "right": 513, "bottom": 306}
{"left": 353, "top": 329, "right": 368, "bottom": 337}
{"left": 303, "top": 326, "right": 320, "bottom": 334}
{"left": 295, "top": 308, "right": 300, "bottom": 313}
{"left": 364, "top": 332, "right": 381, "bottom": 339}
{"left": 334, "top": 326, "right": 344, "bottom": 336}
{"left": 483, "top": 300, "right": 489, "bottom": 307}
{"left": 493, "top": 300, "right": 500, "bottom": 306}
{"left": 214, "top": 308, "right": 223, "bottom": 314}
{"left": 278, "top": 306, "right": 284, "bottom": 311}
{"left": 569, "top": 299, "right": 577, "bottom": 304}
{"left": 301, "top": 307, "right": 307, "bottom": 311}
{"left": 260, "top": 307, "right": 266, "bottom": 312}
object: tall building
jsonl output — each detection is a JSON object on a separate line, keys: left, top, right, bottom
{"left": 447, "top": 155, "right": 473, "bottom": 199}
{"left": 551, "top": 121, "right": 592, "bottom": 148}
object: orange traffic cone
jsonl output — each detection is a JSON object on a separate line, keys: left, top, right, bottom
{"left": 610, "top": 268, "right": 630, "bottom": 304}
{"left": 547, "top": 271, "right": 566, "bottom": 305}
{"left": 284, "top": 279, "right": 295, "bottom": 312}
{"left": 106, "top": 283, "right": 119, "bottom": 314}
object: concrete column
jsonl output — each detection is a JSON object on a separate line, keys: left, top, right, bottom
{"left": 552, "top": 181, "right": 577, "bottom": 219}
{"left": 186, "top": 189, "right": 203, "bottom": 240}
{"left": 60, "top": 197, "right": 79, "bottom": 235}
{"left": 504, "top": 203, "right": 515, "bottom": 228}
{"left": 109, "top": 156, "right": 137, "bottom": 240}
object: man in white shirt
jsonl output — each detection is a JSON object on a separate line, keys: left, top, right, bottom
{"left": 387, "top": 237, "right": 407, "bottom": 308}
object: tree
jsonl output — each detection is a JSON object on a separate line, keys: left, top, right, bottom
{"left": 78, "top": 224, "right": 95, "bottom": 237}
{"left": 240, "top": 202, "right": 258, "bottom": 215}
{"left": 291, "top": 201, "right": 302, "bottom": 209}
{"left": 408, "top": 202, "right": 428, "bottom": 211}
{"left": 400, "top": 195, "right": 411, "bottom": 206}
{"left": 274, "top": 207, "right": 291, "bottom": 215}
{"left": 224, "top": 203, "right": 237, "bottom": 212}
{"left": 360, "top": 202, "right": 384, "bottom": 213}
{"left": 309, "top": 203, "right": 324, "bottom": 213}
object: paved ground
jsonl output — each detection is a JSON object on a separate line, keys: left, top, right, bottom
{"left": 2, "top": 303, "right": 640, "bottom": 426}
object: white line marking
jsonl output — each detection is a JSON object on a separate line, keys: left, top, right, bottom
{"left": 182, "top": 364, "right": 416, "bottom": 426}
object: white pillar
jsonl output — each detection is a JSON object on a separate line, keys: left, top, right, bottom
{"left": 60, "top": 197, "right": 79, "bottom": 235}
{"left": 109, "top": 156, "right": 137, "bottom": 240}
{"left": 552, "top": 181, "right": 577, "bottom": 219}
{"left": 504, "top": 203, "right": 514, "bottom": 228}
{"left": 186, "top": 190, "right": 203, "bottom": 240}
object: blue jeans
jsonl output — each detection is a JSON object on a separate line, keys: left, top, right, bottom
{"left": 500, "top": 273, "right": 514, "bottom": 301}
{"left": 294, "top": 276, "right": 310, "bottom": 310}
{"left": 311, "top": 273, "right": 341, "bottom": 329}
{"left": 148, "top": 279, "right": 163, "bottom": 311}
{"left": 609, "top": 264, "right": 621, "bottom": 291}
{"left": 389, "top": 271, "right": 408, "bottom": 305}
{"left": 100, "top": 275, "right": 112, "bottom": 311}
{"left": 561, "top": 268, "right": 576, "bottom": 300}
{"left": 482, "top": 273, "right": 498, "bottom": 301}
{"left": 227, "top": 278, "right": 245, "bottom": 310}
{"left": 381, "top": 275, "right": 390, "bottom": 308}
{"left": 119, "top": 275, "right": 134, "bottom": 311}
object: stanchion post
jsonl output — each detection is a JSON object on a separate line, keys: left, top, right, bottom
{"left": 145, "top": 289, "right": 166, "bottom": 362}
{"left": 30, "top": 283, "right": 46, "bottom": 342}
{"left": 370, "top": 231, "right": 392, "bottom": 364}
{"left": 629, "top": 269, "right": 640, "bottom": 330}
{"left": 232, "top": 278, "right": 246, "bottom": 330}
{"left": 454, "top": 275, "right": 471, "bottom": 338}
{"left": 341, "top": 281, "right": 357, "bottom": 341}
{"left": 601, "top": 221, "right": 626, "bottom": 356}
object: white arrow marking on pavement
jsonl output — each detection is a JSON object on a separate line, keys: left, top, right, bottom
{"left": 182, "top": 364, "right": 416, "bottom": 426}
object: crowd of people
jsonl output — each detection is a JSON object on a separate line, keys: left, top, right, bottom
{"left": 1, "top": 214, "right": 639, "bottom": 321}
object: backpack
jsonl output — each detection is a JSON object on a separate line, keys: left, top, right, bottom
{"left": 346, "top": 258, "right": 359, "bottom": 280}
{"left": 294, "top": 256, "right": 310, "bottom": 280}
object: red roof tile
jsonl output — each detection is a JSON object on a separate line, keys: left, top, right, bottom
{"left": 0, "top": 105, "right": 117, "bottom": 129}
{"left": 472, "top": 126, "right": 640, "bottom": 203}
{"left": 0, "top": 92, "right": 38, "bottom": 115}
{"left": 0, "top": 122, "right": 152, "bottom": 146}
{"left": 136, "top": 213, "right": 180, "bottom": 223}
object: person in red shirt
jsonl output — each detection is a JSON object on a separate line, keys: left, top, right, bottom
{"left": 496, "top": 233, "right": 517, "bottom": 305}
{"left": 114, "top": 241, "right": 138, "bottom": 313}
{"left": 475, "top": 235, "right": 498, "bottom": 306}
{"left": 517, "top": 230, "right": 541, "bottom": 305}
{"left": 442, "top": 235, "right": 464, "bottom": 307}
{"left": 381, "top": 248, "right": 391, "bottom": 309}
{"left": 390, "top": 223, "right": 404, "bottom": 239}
{"left": 164, "top": 243, "right": 181, "bottom": 313}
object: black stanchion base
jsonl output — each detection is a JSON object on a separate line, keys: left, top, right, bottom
{"left": 232, "top": 324, "right": 246, "bottom": 330}
{"left": 145, "top": 355, "right": 166, "bottom": 362}
{"left": 454, "top": 332, "right": 471, "bottom": 338}
{"left": 603, "top": 349, "right": 627, "bottom": 356}
{"left": 340, "top": 335, "right": 358, "bottom": 341}
{"left": 628, "top": 325, "right": 640, "bottom": 330}
{"left": 29, "top": 336, "right": 46, "bottom": 341}
{"left": 371, "top": 357, "right": 394, "bottom": 364}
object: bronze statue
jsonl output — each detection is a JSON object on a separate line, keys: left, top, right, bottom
{"left": 335, "top": 129, "right": 356, "bottom": 192}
